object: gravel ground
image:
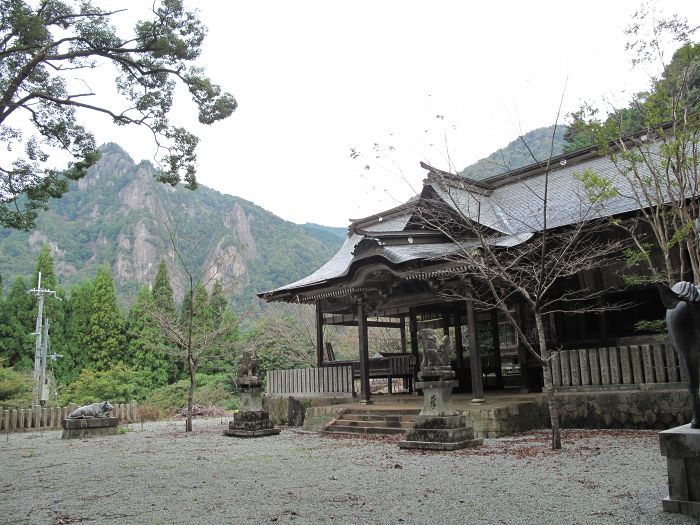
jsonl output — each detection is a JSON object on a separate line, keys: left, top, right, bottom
{"left": 0, "top": 418, "right": 696, "bottom": 525}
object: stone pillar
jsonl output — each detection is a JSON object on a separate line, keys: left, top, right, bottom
{"left": 660, "top": 425, "right": 700, "bottom": 518}
{"left": 398, "top": 365, "right": 482, "bottom": 451}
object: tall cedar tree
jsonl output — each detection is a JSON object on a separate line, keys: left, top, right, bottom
{"left": 0, "top": 277, "right": 34, "bottom": 368}
{"left": 53, "top": 279, "right": 93, "bottom": 385}
{"left": 152, "top": 260, "right": 176, "bottom": 315}
{"left": 84, "top": 265, "right": 126, "bottom": 370}
{"left": 125, "top": 286, "right": 170, "bottom": 390}
{"left": 0, "top": 0, "right": 237, "bottom": 230}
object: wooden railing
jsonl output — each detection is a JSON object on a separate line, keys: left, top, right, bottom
{"left": 550, "top": 343, "right": 684, "bottom": 389}
{"left": 266, "top": 366, "right": 353, "bottom": 395}
{"left": 322, "top": 353, "right": 416, "bottom": 380}
{"left": 0, "top": 401, "right": 139, "bottom": 433}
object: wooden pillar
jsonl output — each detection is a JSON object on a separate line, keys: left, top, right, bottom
{"left": 409, "top": 308, "right": 419, "bottom": 394}
{"left": 357, "top": 300, "right": 372, "bottom": 404}
{"left": 466, "top": 298, "right": 485, "bottom": 403}
{"left": 442, "top": 309, "right": 450, "bottom": 336}
{"left": 454, "top": 321, "right": 465, "bottom": 370}
{"left": 315, "top": 300, "right": 324, "bottom": 368}
{"left": 399, "top": 316, "right": 407, "bottom": 353}
{"left": 491, "top": 309, "right": 503, "bottom": 388}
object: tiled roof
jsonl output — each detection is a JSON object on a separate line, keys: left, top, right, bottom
{"left": 259, "top": 142, "right": 674, "bottom": 300}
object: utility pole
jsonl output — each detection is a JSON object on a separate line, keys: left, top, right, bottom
{"left": 29, "top": 272, "right": 58, "bottom": 406}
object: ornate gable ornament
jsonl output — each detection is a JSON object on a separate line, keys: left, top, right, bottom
{"left": 351, "top": 237, "right": 385, "bottom": 257}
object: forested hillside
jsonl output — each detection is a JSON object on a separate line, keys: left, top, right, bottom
{"left": 459, "top": 125, "right": 568, "bottom": 181}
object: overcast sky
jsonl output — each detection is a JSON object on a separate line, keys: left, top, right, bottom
{"left": 79, "top": 1, "right": 700, "bottom": 227}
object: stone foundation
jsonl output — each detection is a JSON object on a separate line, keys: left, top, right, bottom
{"left": 399, "top": 378, "right": 482, "bottom": 450}
{"left": 399, "top": 413, "right": 483, "bottom": 450}
{"left": 224, "top": 410, "right": 280, "bottom": 438}
{"left": 555, "top": 388, "right": 692, "bottom": 430}
{"left": 659, "top": 424, "right": 700, "bottom": 518}
{"left": 61, "top": 417, "right": 119, "bottom": 439}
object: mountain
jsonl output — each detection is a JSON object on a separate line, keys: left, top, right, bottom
{"left": 300, "top": 223, "right": 347, "bottom": 244}
{"left": 0, "top": 144, "right": 343, "bottom": 309}
{"left": 459, "top": 125, "right": 568, "bottom": 181}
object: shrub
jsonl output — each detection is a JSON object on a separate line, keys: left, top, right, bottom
{"left": 59, "top": 364, "right": 148, "bottom": 406}
{"left": 142, "top": 373, "right": 239, "bottom": 418}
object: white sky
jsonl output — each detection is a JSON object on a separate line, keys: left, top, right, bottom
{"left": 41, "top": 1, "right": 700, "bottom": 226}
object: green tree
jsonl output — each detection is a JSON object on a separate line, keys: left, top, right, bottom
{"left": 33, "top": 244, "right": 56, "bottom": 289}
{"left": 52, "top": 278, "right": 93, "bottom": 385}
{"left": 152, "top": 260, "right": 176, "bottom": 315}
{"left": 125, "top": 286, "right": 170, "bottom": 391}
{"left": 0, "top": 0, "right": 237, "bottom": 230}
{"left": 84, "top": 265, "right": 126, "bottom": 370}
{"left": 0, "top": 276, "right": 34, "bottom": 369}
{"left": 569, "top": 13, "right": 700, "bottom": 285}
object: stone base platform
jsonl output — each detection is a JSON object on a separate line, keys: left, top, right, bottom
{"left": 224, "top": 410, "right": 280, "bottom": 438}
{"left": 62, "top": 417, "right": 119, "bottom": 439}
{"left": 398, "top": 414, "right": 483, "bottom": 451}
{"left": 659, "top": 424, "right": 700, "bottom": 518}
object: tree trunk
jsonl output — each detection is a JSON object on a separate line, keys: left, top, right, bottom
{"left": 186, "top": 351, "right": 195, "bottom": 432}
{"left": 535, "top": 312, "right": 562, "bottom": 450}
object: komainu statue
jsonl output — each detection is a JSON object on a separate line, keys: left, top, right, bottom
{"left": 238, "top": 348, "right": 260, "bottom": 379}
{"left": 658, "top": 280, "right": 700, "bottom": 428}
{"left": 419, "top": 328, "right": 452, "bottom": 370}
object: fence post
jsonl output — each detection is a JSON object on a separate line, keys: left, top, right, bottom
{"left": 578, "top": 349, "right": 590, "bottom": 386}
{"left": 628, "top": 346, "right": 642, "bottom": 383}
{"left": 653, "top": 344, "right": 667, "bottom": 383}
{"left": 619, "top": 346, "right": 632, "bottom": 385}
{"left": 551, "top": 353, "right": 562, "bottom": 387}
{"left": 589, "top": 349, "right": 601, "bottom": 385}
{"left": 599, "top": 348, "right": 610, "bottom": 385}
{"left": 641, "top": 344, "right": 655, "bottom": 383}
{"left": 665, "top": 344, "right": 680, "bottom": 382}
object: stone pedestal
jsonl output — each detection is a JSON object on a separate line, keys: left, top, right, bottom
{"left": 62, "top": 417, "right": 119, "bottom": 439}
{"left": 659, "top": 424, "right": 700, "bottom": 518}
{"left": 225, "top": 376, "right": 280, "bottom": 438}
{"left": 398, "top": 369, "right": 482, "bottom": 451}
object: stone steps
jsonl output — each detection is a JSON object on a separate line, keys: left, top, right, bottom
{"left": 322, "top": 408, "right": 420, "bottom": 436}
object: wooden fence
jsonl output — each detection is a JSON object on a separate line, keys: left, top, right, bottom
{"left": 550, "top": 343, "right": 685, "bottom": 389}
{"left": 0, "top": 401, "right": 139, "bottom": 433}
{"left": 266, "top": 366, "right": 353, "bottom": 395}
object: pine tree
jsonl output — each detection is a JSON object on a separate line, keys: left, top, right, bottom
{"left": 84, "top": 265, "right": 126, "bottom": 370}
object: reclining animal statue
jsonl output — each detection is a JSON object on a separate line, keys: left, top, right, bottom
{"left": 68, "top": 400, "right": 114, "bottom": 419}
{"left": 658, "top": 280, "right": 700, "bottom": 429}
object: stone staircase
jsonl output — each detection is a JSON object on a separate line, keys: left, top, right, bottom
{"left": 321, "top": 408, "right": 420, "bottom": 436}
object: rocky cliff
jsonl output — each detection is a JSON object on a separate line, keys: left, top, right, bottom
{"left": 0, "top": 144, "right": 344, "bottom": 308}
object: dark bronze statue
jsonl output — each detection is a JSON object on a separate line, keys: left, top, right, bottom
{"left": 658, "top": 280, "right": 700, "bottom": 428}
